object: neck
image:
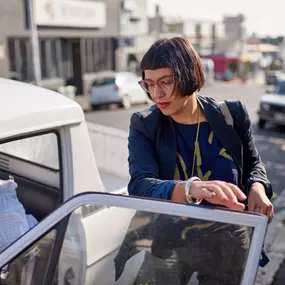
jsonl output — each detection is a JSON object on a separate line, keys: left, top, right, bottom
{"left": 171, "top": 94, "right": 200, "bottom": 124}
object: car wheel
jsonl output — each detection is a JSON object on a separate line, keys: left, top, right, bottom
{"left": 122, "top": 95, "right": 131, "bottom": 110}
{"left": 91, "top": 104, "right": 98, "bottom": 111}
{"left": 258, "top": 118, "right": 266, "bottom": 129}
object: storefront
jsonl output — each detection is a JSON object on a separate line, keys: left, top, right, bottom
{"left": 0, "top": 0, "right": 121, "bottom": 104}
{"left": 202, "top": 54, "right": 240, "bottom": 80}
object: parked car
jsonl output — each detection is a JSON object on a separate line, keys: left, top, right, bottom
{"left": 0, "top": 78, "right": 268, "bottom": 285}
{"left": 89, "top": 71, "right": 148, "bottom": 110}
{"left": 257, "top": 80, "right": 285, "bottom": 129}
{"left": 265, "top": 70, "right": 285, "bottom": 85}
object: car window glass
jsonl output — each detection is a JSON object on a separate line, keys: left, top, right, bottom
{"left": 92, "top": 77, "right": 116, "bottom": 87}
{"left": 0, "top": 194, "right": 267, "bottom": 285}
{"left": 56, "top": 206, "right": 253, "bottom": 285}
{"left": 0, "top": 133, "right": 59, "bottom": 170}
{"left": 0, "top": 132, "right": 61, "bottom": 255}
{"left": 0, "top": 229, "right": 57, "bottom": 285}
{"left": 275, "top": 83, "right": 285, "bottom": 95}
{"left": 1, "top": 204, "right": 254, "bottom": 285}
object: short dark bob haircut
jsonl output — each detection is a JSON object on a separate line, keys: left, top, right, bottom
{"left": 140, "top": 37, "right": 206, "bottom": 96}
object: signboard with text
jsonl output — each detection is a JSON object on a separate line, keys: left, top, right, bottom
{"left": 34, "top": 0, "right": 106, "bottom": 28}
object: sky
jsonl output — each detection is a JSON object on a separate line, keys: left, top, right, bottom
{"left": 147, "top": 0, "right": 284, "bottom": 37}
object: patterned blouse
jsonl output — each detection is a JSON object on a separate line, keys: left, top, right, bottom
{"left": 174, "top": 121, "right": 239, "bottom": 207}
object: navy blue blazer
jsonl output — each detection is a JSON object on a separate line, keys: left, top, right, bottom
{"left": 127, "top": 95, "right": 272, "bottom": 200}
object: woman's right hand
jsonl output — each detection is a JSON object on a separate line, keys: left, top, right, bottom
{"left": 171, "top": 180, "right": 247, "bottom": 211}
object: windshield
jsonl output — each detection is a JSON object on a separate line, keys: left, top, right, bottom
{"left": 91, "top": 77, "right": 116, "bottom": 87}
{"left": 274, "top": 83, "right": 285, "bottom": 95}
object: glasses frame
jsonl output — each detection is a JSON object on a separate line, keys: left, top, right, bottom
{"left": 138, "top": 75, "right": 176, "bottom": 94}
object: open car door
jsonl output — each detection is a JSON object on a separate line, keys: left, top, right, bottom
{"left": 0, "top": 192, "right": 268, "bottom": 285}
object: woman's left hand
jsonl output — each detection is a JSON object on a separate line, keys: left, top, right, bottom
{"left": 248, "top": 182, "right": 274, "bottom": 222}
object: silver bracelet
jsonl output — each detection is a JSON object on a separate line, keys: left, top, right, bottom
{"left": 185, "top": 177, "right": 202, "bottom": 204}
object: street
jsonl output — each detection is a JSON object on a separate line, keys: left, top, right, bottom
{"left": 86, "top": 82, "right": 285, "bottom": 197}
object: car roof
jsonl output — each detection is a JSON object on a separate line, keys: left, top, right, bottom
{"left": 0, "top": 78, "right": 84, "bottom": 140}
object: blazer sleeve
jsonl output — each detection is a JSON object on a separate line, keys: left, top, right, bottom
{"left": 127, "top": 112, "right": 178, "bottom": 199}
{"left": 234, "top": 101, "right": 273, "bottom": 199}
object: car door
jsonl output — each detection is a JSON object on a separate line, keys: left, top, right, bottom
{"left": 0, "top": 192, "right": 268, "bottom": 285}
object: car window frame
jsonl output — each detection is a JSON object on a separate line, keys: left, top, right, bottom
{"left": 0, "top": 129, "right": 63, "bottom": 192}
{"left": 0, "top": 193, "right": 268, "bottom": 285}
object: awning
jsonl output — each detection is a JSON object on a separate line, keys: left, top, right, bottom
{"left": 241, "top": 52, "right": 261, "bottom": 62}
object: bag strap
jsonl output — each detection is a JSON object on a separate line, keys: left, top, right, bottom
{"left": 219, "top": 101, "right": 234, "bottom": 126}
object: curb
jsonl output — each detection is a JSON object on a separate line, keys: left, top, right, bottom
{"left": 87, "top": 122, "right": 130, "bottom": 180}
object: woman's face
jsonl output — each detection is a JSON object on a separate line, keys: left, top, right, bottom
{"left": 142, "top": 68, "right": 191, "bottom": 116}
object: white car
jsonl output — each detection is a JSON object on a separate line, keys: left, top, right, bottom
{"left": 89, "top": 71, "right": 149, "bottom": 110}
{"left": 258, "top": 80, "right": 285, "bottom": 128}
{"left": 0, "top": 78, "right": 268, "bottom": 285}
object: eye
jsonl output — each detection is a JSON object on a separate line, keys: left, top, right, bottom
{"left": 161, "top": 79, "right": 173, "bottom": 85}
{"left": 140, "top": 81, "right": 152, "bottom": 92}
{"left": 145, "top": 82, "right": 155, "bottom": 88}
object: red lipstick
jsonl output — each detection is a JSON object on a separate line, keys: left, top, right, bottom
{"left": 157, "top": 102, "right": 170, "bottom": 109}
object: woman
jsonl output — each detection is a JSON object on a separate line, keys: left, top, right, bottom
{"left": 126, "top": 37, "right": 274, "bottom": 285}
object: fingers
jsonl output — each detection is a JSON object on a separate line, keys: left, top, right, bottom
{"left": 227, "top": 183, "right": 247, "bottom": 201}
{"left": 248, "top": 199, "right": 274, "bottom": 222}
{"left": 247, "top": 200, "right": 256, "bottom": 212}
{"left": 191, "top": 180, "right": 246, "bottom": 211}
{"left": 205, "top": 183, "right": 229, "bottom": 201}
{"left": 215, "top": 182, "right": 238, "bottom": 202}
{"left": 267, "top": 206, "right": 274, "bottom": 222}
{"left": 255, "top": 203, "right": 274, "bottom": 222}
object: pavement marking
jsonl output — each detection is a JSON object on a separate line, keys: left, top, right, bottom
{"left": 254, "top": 135, "right": 285, "bottom": 145}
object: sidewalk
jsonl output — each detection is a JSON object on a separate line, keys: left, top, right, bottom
{"left": 75, "top": 95, "right": 90, "bottom": 112}
{"left": 99, "top": 171, "right": 128, "bottom": 193}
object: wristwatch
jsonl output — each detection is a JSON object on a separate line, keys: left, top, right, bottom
{"left": 185, "top": 177, "right": 202, "bottom": 204}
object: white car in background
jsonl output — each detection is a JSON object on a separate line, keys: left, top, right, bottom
{"left": 89, "top": 71, "right": 149, "bottom": 110}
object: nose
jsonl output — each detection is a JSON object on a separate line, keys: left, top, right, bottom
{"left": 151, "top": 85, "right": 164, "bottom": 100}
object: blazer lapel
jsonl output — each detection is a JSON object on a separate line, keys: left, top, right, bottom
{"left": 198, "top": 96, "right": 243, "bottom": 173}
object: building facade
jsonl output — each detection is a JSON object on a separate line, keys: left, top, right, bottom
{"left": 0, "top": 0, "right": 123, "bottom": 106}
{"left": 148, "top": 14, "right": 225, "bottom": 56}
{"left": 116, "top": 0, "right": 149, "bottom": 73}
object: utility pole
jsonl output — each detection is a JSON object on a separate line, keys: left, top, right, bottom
{"left": 155, "top": 4, "right": 160, "bottom": 40}
{"left": 27, "top": 0, "right": 42, "bottom": 86}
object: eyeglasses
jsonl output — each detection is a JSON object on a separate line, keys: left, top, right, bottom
{"left": 138, "top": 75, "right": 175, "bottom": 93}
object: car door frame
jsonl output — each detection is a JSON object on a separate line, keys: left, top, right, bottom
{"left": 0, "top": 192, "right": 268, "bottom": 285}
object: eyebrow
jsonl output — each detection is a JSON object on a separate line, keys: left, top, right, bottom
{"left": 144, "top": 74, "right": 173, "bottom": 81}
